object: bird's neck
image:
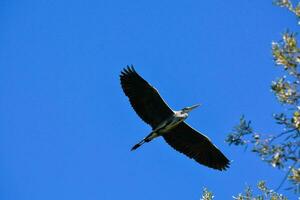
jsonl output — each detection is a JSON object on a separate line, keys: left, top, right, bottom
{"left": 174, "top": 110, "right": 188, "bottom": 119}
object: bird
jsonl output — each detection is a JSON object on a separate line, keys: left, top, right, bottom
{"left": 120, "top": 66, "right": 230, "bottom": 170}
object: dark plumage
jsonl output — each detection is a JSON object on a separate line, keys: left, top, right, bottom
{"left": 120, "top": 65, "right": 230, "bottom": 170}
{"left": 120, "top": 66, "right": 173, "bottom": 128}
{"left": 163, "top": 122, "right": 229, "bottom": 170}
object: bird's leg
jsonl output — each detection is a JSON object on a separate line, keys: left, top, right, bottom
{"left": 131, "top": 140, "right": 145, "bottom": 151}
{"left": 131, "top": 132, "right": 158, "bottom": 151}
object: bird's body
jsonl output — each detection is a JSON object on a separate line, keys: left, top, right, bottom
{"left": 131, "top": 110, "right": 188, "bottom": 150}
{"left": 120, "top": 66, "right": 230, "bottom": 170}
{"left": 153, "top": 110, "right": 189, "bottom": 134}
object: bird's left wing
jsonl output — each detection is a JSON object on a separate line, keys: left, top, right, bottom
{"left": 120, "top": 66, "right": 174, "bottom": 129}
{"left": 163, "top": 122, "right": 230, "bottom": 170}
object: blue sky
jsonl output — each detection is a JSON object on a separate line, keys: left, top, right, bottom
{"left": 0, "top": 0, "right": 298, "bottom": 199}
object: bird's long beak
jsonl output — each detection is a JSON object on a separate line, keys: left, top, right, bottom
{"left": 188, "top": 104, "right": 201, "bottom": 111}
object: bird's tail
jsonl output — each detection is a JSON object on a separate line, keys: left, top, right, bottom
{"left": 131, "top": 132, "right": 158, "bottom": 151}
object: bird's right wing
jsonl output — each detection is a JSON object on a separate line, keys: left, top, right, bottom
{"left": 163, "top": 122, "right": 230, "bottom": 170}
{"left": 120, "top": 66, "right": 174, "bottom": 129}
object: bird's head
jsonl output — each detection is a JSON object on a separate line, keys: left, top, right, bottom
{"left": 181, "top": 104, "right": 201, "bottom": 114}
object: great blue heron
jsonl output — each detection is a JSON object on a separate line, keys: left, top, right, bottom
{"left": 120, "top": 66, "right": 230, "bottom": 170}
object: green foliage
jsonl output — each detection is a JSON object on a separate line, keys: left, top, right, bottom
{"left": 226, "top": 116, "right": 253, "bottom": 146}
{"left": 233, "top": 181, "right": 288, "bottom": 200}
{"left": 226, "top": 1, "right": 300, "bottom": 195}
{"left": 200, "top": 188, "right": 214, "bottom": 200}
{"left": 226, "top": 115, "right": 299, "bottom": 171}
{"left": 274, "top": 0, "right": 300, "bottom": 23}
{"left": 202, "top": 182, "right": 288, "bottom": 200}
{"left": 201, "top": 1, "right": 300, "bottom": 199}
{"left": 225, "top": 0, "right": 300, "bottom": 197}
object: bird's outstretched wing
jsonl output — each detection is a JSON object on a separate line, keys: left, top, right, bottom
{"left": 120, "top": 66, "right": 174, "bottom": 129}
{"left": 163, "top": 122, "right": 230, "bottom": 170}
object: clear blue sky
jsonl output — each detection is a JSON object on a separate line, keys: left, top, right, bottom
{"left": 0, "top": 0, "right": 298, "bottom": 199}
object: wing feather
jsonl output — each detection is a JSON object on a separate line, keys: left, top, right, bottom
{"left": 120, "top": 66, "right": 173, "bottom": 128}
{"left": 163, "top": 122, "right": 230, "bottom": 170}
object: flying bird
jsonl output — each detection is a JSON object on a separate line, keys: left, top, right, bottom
{"left": 120, "top": 66, "right": 230, "bottom": 170}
